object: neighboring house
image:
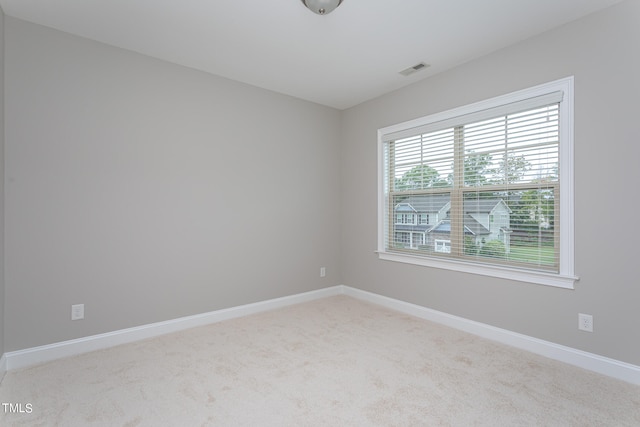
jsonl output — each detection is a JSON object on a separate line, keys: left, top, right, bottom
{"left": 393, "top": 195, "right": 512, "bottom": 253}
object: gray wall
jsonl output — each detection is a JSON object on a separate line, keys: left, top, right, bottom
{"left": 4, "top": 18, "right": 342, "bottom": 351}
{"left": 3, "top": 1, "right": 639, "bottom": 369}
{"left": 341, "top": 0, "right": 640, "bottom": 366}
{"left": 0, "top": 6, "right": 5, "bottom": 360}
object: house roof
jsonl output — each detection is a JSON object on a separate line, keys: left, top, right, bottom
{"left": 395, "top": 224, "right": 432, "bottom": 233}
{"left": 395, "top": 195, "right": 451, "bottom": 213}
{"left": 395, "top": 195, "right": 509, "bottom": 215}
{"left": 461, "top": 215, "right": 491, "bottom": 235}
{"left": 395, "top": 204, "right": 417, "bottom": 213}
{"left": 464, "top": 198, "right": 512, "bottom": 214}
{"left": 426, "top": 217, "right": 490, "bottom": 236}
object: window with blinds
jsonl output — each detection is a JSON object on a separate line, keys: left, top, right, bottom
{"left": 378, "top": 77, "right": 577, "bottom": 288}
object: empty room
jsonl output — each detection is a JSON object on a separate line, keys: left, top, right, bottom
{"left": 0, "top": 0, "right": 639, "bottom": 425}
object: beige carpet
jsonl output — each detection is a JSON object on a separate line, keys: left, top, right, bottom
{"left": 1, "top": 295, "right": 638, "bottom": 426}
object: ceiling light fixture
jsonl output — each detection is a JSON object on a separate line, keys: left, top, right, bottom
{"left": 301, "top": 0, "right": 343, "bottom": 15}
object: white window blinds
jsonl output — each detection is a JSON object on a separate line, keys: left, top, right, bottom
{"left": 381, "top": 91, "right": 563, "bottom": 143}
{"left": 378, "top": 78, "right": 576, "bottom": 287}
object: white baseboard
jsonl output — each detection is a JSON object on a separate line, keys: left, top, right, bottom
{"left": 0, "top": 353, "right": 6, "bottom": 383}
{"left": 3, "top": 286, "right": 343, "bottom": 371}
{"left": 341, "top": 285, "right": 640, "bottom": 386}
{"left": 2, "top": 284, "right": 639, "bottom": 386}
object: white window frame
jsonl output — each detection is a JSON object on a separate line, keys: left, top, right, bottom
{"left": 377, "top": 77, "right": 578, "bottom": 289}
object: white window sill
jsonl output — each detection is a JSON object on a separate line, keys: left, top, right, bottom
{"left": 377, "top": 251, "right": 578, "bottom": 289}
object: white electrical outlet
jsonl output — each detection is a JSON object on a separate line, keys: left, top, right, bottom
{"left": 320, "top": 267, "right": 326, "bottom": 278}
{"left": 71, "top": 304, "right": 85, "bottom": 321}
{"left": 578, "top": 313, "right": 593, "bottom": 332}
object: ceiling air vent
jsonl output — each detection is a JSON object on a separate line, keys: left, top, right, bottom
{"left": 399, "top": 62, "right": 430, "bottom": 77}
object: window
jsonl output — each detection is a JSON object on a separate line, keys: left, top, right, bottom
{"left": 395, "top": 212, "right": 416, "bottom": 225}
{"left": 394, "top": 232, "right": 411, "bottom": 247}
{"left": 377, "top": 77, "right": 577, "bottom": 288}
{"left": 435, "top": 240, "right": 451, "bottom": 253}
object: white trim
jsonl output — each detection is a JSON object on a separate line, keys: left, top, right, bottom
{"left": 341, "top": 286, "right": 640, "bottom": 386}
{"left": 377, "top": 251, "right": 577, "bottom": 289}
{"left": 558, "top": 77, "right": 575, "bottom": 278}
{"left": 3, "top": 285, "right": 638, "bottom": 386}
{"left": 0, "top": 353, "right": 7, "bottom": 383}
{"left": 3, "top": 286, "right": 343, "bottom": 371}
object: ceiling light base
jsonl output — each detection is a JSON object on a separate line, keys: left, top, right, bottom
{"left": 301, "top": 0, "right": 343, "bottom": 15}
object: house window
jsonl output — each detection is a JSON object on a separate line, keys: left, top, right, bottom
{"left": 394, "top": 232, "right": 411, "bottom": 248}
{"left": 435, "top": 240, "right": 451, "bottom": 253}
{"left": 395, "top": 213, "right": 416, "bottom": 225}
{"left": 378, "top": 77, "right": 577, "bottom": 288}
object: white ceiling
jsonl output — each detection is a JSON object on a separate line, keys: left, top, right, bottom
{"left": 0, "top": 0, "right": 623, "bottom": 109}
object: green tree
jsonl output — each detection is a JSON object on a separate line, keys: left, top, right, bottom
{"left": 463, "top": 152, "right": 494, "bottom": 186}
{"left": 509, "top": 188, "right": 555, "bottom": 245}
{"left": 492, "top": 153, "right": 531, "bottom": 184}
{"left": 395, "top": 164, "right": 448, "bottom": 190}
{"left": 446, "top": 152, "right": 494, "bottom": 187}
{"left": 464, "top": 236, "right": 479, "bottom": 256}
{"left": 479, "top": 240, "right": 506, "bottom": 258}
